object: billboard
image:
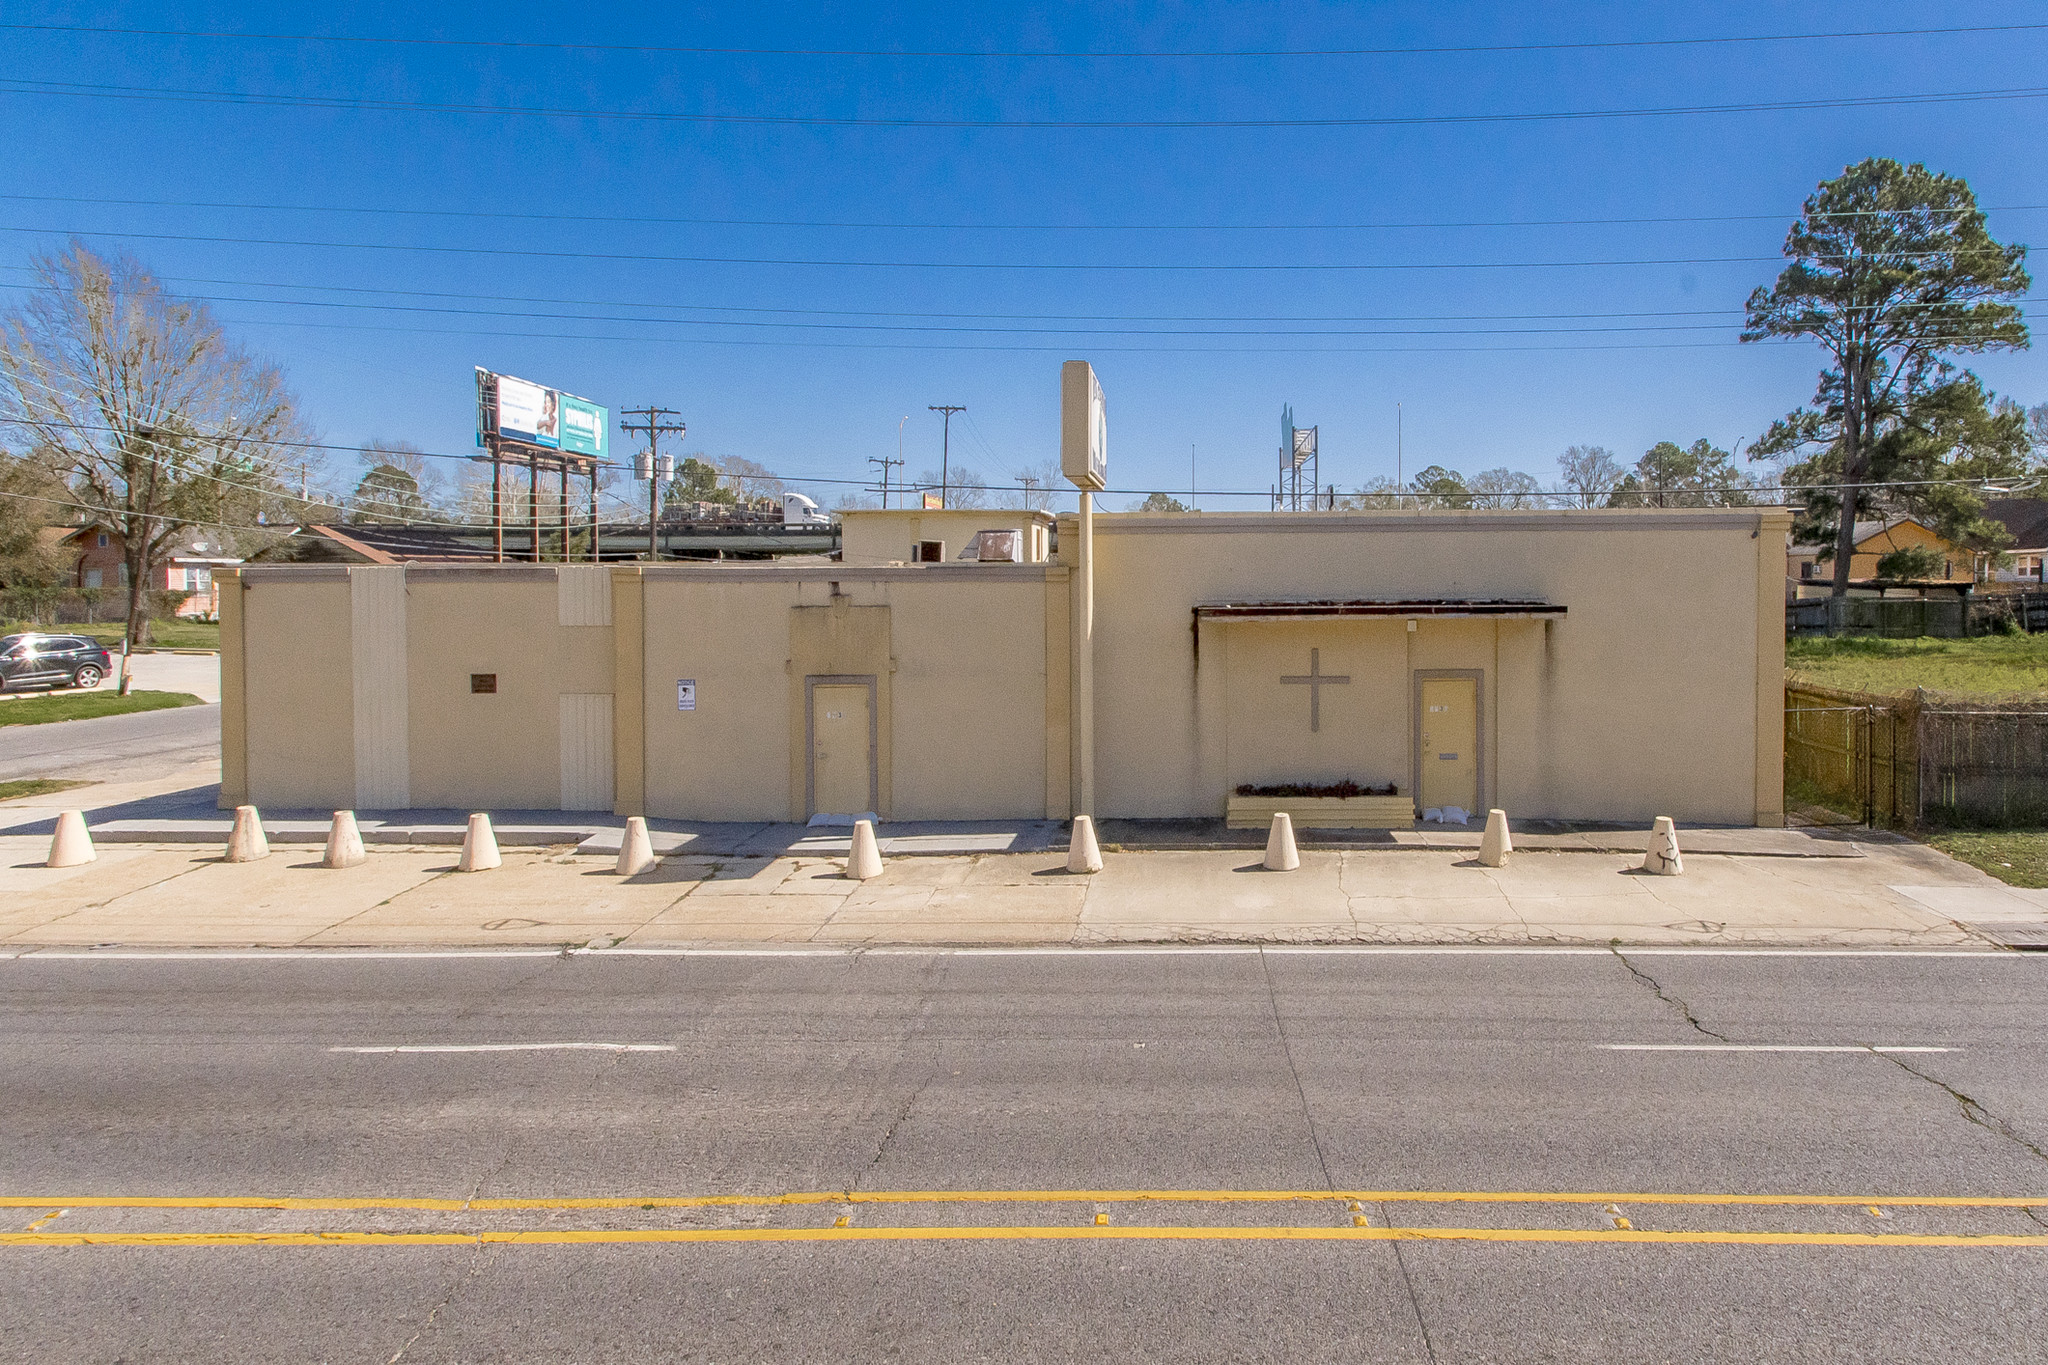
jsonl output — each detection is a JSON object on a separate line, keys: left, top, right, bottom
{"left": 1060, "top": 360, "right": 1107, "bottom": 491}
{"left": 476, "top": 368, "right": 607, "bottom": 458}
{"left": 559, "top": 395, "right": 607, "bottom": 458}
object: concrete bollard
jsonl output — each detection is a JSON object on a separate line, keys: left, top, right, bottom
{"left": 1643, "top": 816, "right": 1684, "bottom": 876}
{"left": 846, "top": 818, "right": 884, "bottom": 881}
{"left": 457, "top": 813, "right": 501, "bottom": 872}
{"left": 616, "top": 816, "right": 656, "bottom": 876}
{"left": 225, "top": 805, "right": 270, "bottom": 863}
{"left": 46, "top": 810, "right": 95, "bottom": 868}
{"left": 1264, "top": 812, "right": 1300, "bottom": 872}
{"left": 1066, "top": 815, "right": 1103, "bottom": 874}
{"left": 322, "top": 810, "right": 366, "bottom": 869}
{"left": 1478, "top": 808, "right": 1513, "bottom": 867}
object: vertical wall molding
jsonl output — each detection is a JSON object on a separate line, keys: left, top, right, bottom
{"left": 351, "top": 565, "right": 411, "bottom": 809}
{"left": 559, "top": 693, "right": 616, "bottom": 811}
{"left": 557, "top": 565, "right": 613, "bottom": 626}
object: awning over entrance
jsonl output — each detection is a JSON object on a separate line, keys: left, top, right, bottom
{"left": 1194, "top": 598, "right": 1566, "bottom": 621}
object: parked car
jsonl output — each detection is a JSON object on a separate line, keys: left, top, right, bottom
{"left": 0, "top": 634, "right": 113, "bottom": 692}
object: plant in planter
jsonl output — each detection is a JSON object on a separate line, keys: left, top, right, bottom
{"left": 1225, "top": 779, "right": 1413, "bottom": 829}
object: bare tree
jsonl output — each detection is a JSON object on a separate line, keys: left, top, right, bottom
{"left": 1555, "top": 445, "right": 1624, "bottom": 507}
{"left": 0, "top": 244, "right": 306, "bottom": 686}
{"left": 1467, "top": 468, "right": 1547, "bottom": 509}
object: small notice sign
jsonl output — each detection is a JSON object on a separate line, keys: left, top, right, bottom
{"left": 677, "top": 680, "right": 696, "bottom": 712}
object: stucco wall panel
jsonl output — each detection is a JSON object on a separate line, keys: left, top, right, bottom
{"left": 244, "top": 580, "right": 354, "bottom": 808}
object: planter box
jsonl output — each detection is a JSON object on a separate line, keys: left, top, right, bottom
{"left": 1225, "top": 793, "right": 1415, "bottom": 830}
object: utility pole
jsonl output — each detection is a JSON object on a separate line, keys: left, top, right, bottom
{"left": 620, "top": 406, "right": 686, "bottom": 562}
{"left": 928, "top": 404, "right": 965, "bottom": 507}
{"left": 894, "top": 415, "right": 908, "bottom": 509}
{"left": 867, "top": 451, "right": 902, "bottom": 509}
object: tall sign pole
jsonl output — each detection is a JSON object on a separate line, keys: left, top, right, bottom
{"left": 620, "top": 406, "right": 686, "bottom": 563}
{"left": 928, "top": 404, "right": 965, "bottom": 507}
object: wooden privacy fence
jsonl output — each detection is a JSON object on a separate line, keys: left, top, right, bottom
{"left": 1785, "top": 681, "right": 2048, "bottom": 828}
{"left": 1786, "top": 597, "right": 1965, "bottom": 639}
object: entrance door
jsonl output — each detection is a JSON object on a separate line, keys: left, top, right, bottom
{"left": 809, "top": 682, "right": 875, "bottom": 815}
{"left": 1418, "top": 676, "right": 1479, "bottom": 813}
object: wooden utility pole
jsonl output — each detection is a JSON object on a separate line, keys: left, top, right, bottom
{"left": 620, "top": 406, "right": 686, "bottom": 562}
{"left": 928, "top": 405, "right": 965, "bottom": 507}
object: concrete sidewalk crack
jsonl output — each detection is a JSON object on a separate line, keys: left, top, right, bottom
{"left": 1609, "top": 947, "right": 1729, "bottom": 1041}
{"left": 1871, "top": 1050, "right": 2048, "bottom": 1167}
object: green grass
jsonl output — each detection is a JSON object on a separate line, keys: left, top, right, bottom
{"left": 0, "top": 690, "right": 205, "bottom": 726}
{"left": 0, "top": 777, "right": 95, "bottom": 803}
{"left": 55, "top": 620, "right": 221, "bottom": 651}
{"left": 1786, "top": 634, "right": 2048, "bottom": 699}
{"left": 1926, "top": 830, "right": 2048, "bottom": 889}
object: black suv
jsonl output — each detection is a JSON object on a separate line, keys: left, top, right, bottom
{"left": 0, "top": 634, "right": 113, "bottom": 692}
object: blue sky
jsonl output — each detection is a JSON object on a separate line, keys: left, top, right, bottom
{"left": 4, "top": 1, "right": 2046, "bottom": 514}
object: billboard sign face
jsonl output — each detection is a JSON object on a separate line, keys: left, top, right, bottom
{"left": 495, "top": 373, "right": 560, "bottom": 449}
{"left": 1060, "top": 360, "right": 1107, "bottom": 491}
{"left": 559, "top": 395, "right": 607, "bottom": 458}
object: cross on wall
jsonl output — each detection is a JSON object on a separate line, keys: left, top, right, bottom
{"left": 1280, "top": 648, "right": 1351, "bottom": 733}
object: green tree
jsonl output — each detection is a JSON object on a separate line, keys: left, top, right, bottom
{"left": 349, "top": 463, "right": 432, "bottom": 523}
{"left": 1873, "top": 544, "right": 1947, "bottom": 581}
{"left": 1130, "top": 491, "right": 1190, "bottom": 512}
{"left": 1409, "top": 465, "right": 1471, "bottom": 508}
{"left": 1607, "top": 439, "right": 1757, "bottom": 507}
{"left": 1743, "top": 158, "right": 2029, "bottom": 598}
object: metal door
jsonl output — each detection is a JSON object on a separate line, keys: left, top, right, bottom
{"left": 1418, "top": 676, "right": 1479, "bottom": 813}
{"left": 809, "top": 682, "right": 875, "bottom": 815}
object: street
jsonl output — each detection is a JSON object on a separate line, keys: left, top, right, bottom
{"left": 3, "top": 948, "right": 2043, "bottom": 1362}
{"left": 0, "top": 702, "right": 220, "bottom": 784}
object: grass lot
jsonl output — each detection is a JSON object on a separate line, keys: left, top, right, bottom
{"left": 0, "top": 777, "right": 95, "bottom": 803}
{"left": 49, "top": 620, "right": 220, "bottom": 651}
{"left": 1926, "top": 830, "right": 2048, "bottom": 889}
{"left": 0, "top": 690, "right": 204, "bottom": 726}
{"left": 1787, "top": 634, "right": 2048, "bottom": 699}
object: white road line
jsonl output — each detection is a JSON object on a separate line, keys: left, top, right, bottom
{"left": 1598, "top": 1044, "right": 1954, "bottom": 1053}
{"left": 329, "top": 1043, "right": 676, "bottom": 1054}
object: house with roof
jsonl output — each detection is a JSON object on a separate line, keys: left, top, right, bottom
{"left": 1979, "top": 498, "right": 2048, "bottom": 589}
{"left": 48, "top": 521, "right": 241, "bottom": 617}
{"left": 1785, "top": 518, "right": 1974, "bottom": 599}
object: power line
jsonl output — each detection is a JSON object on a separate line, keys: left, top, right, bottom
{"left": 7, "top": 191, "right": 2045, "bottom": 232}
{"left": 8, "top": 75, "right": 2048, "bottom": 130}
{"left": 4, "top": 19, "right": 2039, "bottom": 59}
{"left": 0, "top": 224, "right": 2007, "bottom": 273}
{"left": 3, "top": 264, "right": 2026, "bottom": 327}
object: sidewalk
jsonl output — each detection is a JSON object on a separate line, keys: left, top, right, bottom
{"left": 3, "top": 823, "right": 2042, "bottom": 950}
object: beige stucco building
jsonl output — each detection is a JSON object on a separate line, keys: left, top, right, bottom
{"left": 221, "top": 501, "right": 1790, "bottom": 828}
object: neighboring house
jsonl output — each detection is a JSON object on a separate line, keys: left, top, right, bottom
{"left": 1785, "top": 518, "right": 1973, "bottom": 599}
{"left": 1979, "top": 498, "right": 2048, "bottom": 589}
{"left": 48, "top": 522, "right": 242, "bottom": 617}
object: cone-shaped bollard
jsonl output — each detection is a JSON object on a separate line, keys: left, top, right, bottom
{"left": 322, "top": 810, "right": 366, "bottom": 869}
{"left": 225, "top": 805, "right": 270, "bottom": 863}
{"left": 457, "top": 813, "right": 501, "bottom": 872}
{"left": 46, "top": 810, "right": 95, "bottom": 868}
{"left": 1643, "top": 816, "right": 1684, "bottom": 876}
{"left": 846, "top": 818, "right": 884, "bottom": 881}
{"left": 1264, "top": 812, "right": 1300, "bottom": 871}
{"left": 1066, "top": 815, "right": 1103, "bottom": 874}
{"left": 616, "top": 816, "right": 656, "bottom": 876}
{"left": 1478, "top": 808, "right": 1513, "bottom": 867}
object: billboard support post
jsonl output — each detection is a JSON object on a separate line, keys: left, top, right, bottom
{"left": 589, "top": 468, "right": 600, "bottom": 564}
{"left": 558, "top": 466, "right": 570, "bottom": 562}
{"left": 527, "top": 456, "right": 541, "bottom": 563}
{"left": 488, "top": 437, "right": 504, "bottom": 564}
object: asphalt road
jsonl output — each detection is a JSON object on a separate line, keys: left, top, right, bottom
{"left": 2, "top": 948, "right": 2044, "bottom": 1363}
{"left": 0, "top": 703, "right": 220, "bottom": 783}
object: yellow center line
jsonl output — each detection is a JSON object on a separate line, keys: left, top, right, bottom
{"left": 2, "top": 1190, "right": 2043, "bottom": 1211}
{"left": 3, "top": 1226, "right": 2046, "bottom": 1249}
